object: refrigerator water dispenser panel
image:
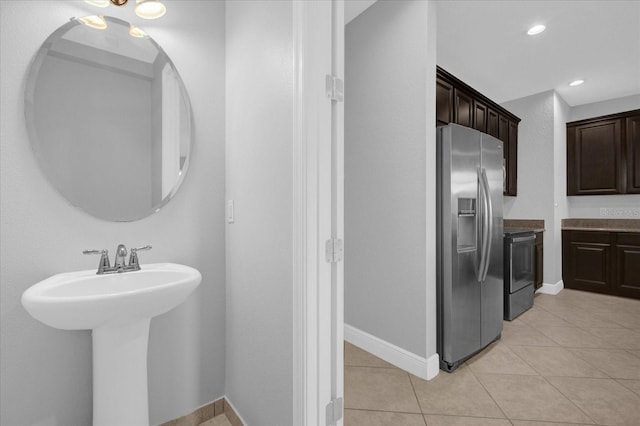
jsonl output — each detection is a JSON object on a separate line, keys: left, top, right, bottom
{"left": 457, "top": 197, "right": 476, "bottom": 252}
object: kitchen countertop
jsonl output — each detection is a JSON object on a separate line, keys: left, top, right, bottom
{"left": 561, "top": 218, "right": 640, "bottom": 232}
{"left": 504, "top": 219, "right": 545, "bottom": 233}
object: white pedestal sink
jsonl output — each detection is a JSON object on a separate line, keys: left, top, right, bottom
{"left": 21, "top": 263, "right": 202, "bottom": 426}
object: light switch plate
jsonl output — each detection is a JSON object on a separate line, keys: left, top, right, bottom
{"left": 227, "top": 200, "right": 234, "bottom": 223}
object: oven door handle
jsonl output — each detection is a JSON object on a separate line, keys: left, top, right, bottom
{"left": 511, "top": 235, "right": 535, "bottom": 243}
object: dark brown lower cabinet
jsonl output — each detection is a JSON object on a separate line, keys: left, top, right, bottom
{"left": 534, "top": 232, "right": 543, "bottom": 290}
{"left": 562, "top": 230, "right": 640, "bottom": 299}
{"left": 615, "top": 233, "right": 640, "bottom": 298}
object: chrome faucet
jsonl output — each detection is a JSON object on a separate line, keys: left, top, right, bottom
{"left": 114, "top": 244, "right": 128, "bottom": 270}
{"left": 83, "top": 244, "right": 152, "bottom": 274}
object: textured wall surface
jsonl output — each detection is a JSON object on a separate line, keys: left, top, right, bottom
{"left": 345, "top": 0, "right": 435, "bottom": 358}
{"left": 225, "top": 1, "right": 294, "bottom": 424}
{"left": 502, "top": 92, "right": 640, "bottom": 285}
{"left": 502, "top": 91, "right": 557, "bottom": 284}
{"left": 0, "top": 1, "right": 226, "bottom": 425}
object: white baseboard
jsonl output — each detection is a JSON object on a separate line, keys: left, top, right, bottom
{"left": 344, "top": 324, "right": 439, "bottom": 380}
{"left": 536, "top": 280, "right": 564, "bottom": 295}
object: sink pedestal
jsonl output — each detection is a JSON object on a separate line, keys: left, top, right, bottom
{"left": 92, "top": 319, "right": 151, "bottom": 426}
{"left": 21, "top": 263, "right": 202, "bottom": 426}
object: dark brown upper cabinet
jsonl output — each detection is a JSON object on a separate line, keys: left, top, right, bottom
{"left": 567, "top": 109, "right": 640, "bottom": 196}
{"left": 454, "top": 88, "right": 473, "bottom": 127}
{"left": 473, "top": 100, "right": 488, "bottom": 132}
{"left": 626, "top": 113, "right": 640, "bottom": 193}
{"left": 436, "top": 78, "right": 454, "bottom": 125}
{"left": 436, "top": 66, "right": 520, "bottom": 196}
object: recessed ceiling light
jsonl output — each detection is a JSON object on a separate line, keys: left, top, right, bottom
{"left": 569, "top": 79, "right": 585, "bottom": 87}
{"left": 527, "top": 24, "right": 546, "bottom": 35}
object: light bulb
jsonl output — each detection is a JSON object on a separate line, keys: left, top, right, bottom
{"left": 135, "top": 0, "right": 167, "bottom": 19}
{"left": 84, "top": 0, "right": 110, "bottom": 7}
{"left": 569, "top": 79, "right": 585, "bottom": 87}
{"left": 129, "top": 24, "right": 147, "bottom": 38}
{"left": 78, "top": 15, "right": 108, "bottom": 30}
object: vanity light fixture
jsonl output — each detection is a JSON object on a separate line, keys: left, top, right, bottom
{"left": 129, "top": 24, "right": 148, "bottom": 38}
{"left": 569, "top": 79, "right": 585, "bottom": 87}
{"left": 84, "top": 0, "right": 167, "bottom": 20}
{"left": 78, "top": 15, "right": 108, "bottom": 30}
{"left": 84, "top": 0, "right": 110, "bottom": 7}
{"left": 135, "top": 0, "right": 167, "bottom": 19}
{"left": 527, "top": 24, "right": 546, "bottom": 35}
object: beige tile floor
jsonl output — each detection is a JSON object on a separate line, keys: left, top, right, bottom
{"left": 345, "top": 289, "right": 640, "bottom": 426}
{"left": 199, "top": 413, "right": 232, "bottom": 426}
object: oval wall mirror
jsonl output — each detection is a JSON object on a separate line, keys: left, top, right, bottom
{"left": 25, "top": 16, "right": 193, "bottom": 221}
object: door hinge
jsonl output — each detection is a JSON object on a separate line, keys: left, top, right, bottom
{"left": 325, "top": 75, "right": 344, "bottom": 102}
{"left": 325, "top": 397, "right": 343, "bottom": 425}
{"left": 325, "top": 238, "right": 344, "bottom": 263}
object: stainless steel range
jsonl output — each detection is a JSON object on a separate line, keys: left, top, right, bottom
{"left": 503, "top": 230, "right": 535, "bottom": 320}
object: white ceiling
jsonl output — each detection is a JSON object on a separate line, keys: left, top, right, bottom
{"left": 346, "top": 0, "right": 640, "bottom": 107}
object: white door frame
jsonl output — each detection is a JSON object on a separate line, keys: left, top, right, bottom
{"left": 292, "top": 1, "right": 344, "bottom": 425}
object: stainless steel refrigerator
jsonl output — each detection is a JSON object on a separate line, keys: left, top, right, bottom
{"left": 436, "top": 123, "right": 504, "bottom": 372}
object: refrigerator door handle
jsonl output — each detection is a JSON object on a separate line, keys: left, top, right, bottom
{"left": 480, "top": 168, "right": 493, "bottom": 282}
{"left": 477, "top": 167, "right": 490, "bottom": 282}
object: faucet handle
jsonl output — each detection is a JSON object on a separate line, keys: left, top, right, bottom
{"left": 83, "top": 249, "right": 108, "bottom": 255}
{"left": 83, "top": 249, "right": 111, "bottom": 274}
{"left": 129, "top": 245, "right": 152, "bottom": 270}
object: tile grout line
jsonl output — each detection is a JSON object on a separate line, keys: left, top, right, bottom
{"left": 466, "top": 360, "right": 512, "bottom": 422}
{"left": 535, "top": 373, "right": 599, "bottom": 425}
{"left": 405, "top": 371, "right": 428, "bottom": 426}
{"left": 511, "top": 300, "right": 619, "bottom": 425}
{"left": 496, "top": 340, "right": 548, "bottom": 377}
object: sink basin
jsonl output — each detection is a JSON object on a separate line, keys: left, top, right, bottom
{"left": 21, "top": 262, "right": 202, "bottom": 426}
{"left": 22, "top": 263, "right": 201, "bottom": 330}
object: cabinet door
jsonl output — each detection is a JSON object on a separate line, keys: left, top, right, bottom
{"left": 567, "top": 119, "right": 622, "bottom": 195}
{"left": 454, "top": 88, "right": 473, "bottom": 127}
{"left": 487, "top": 108, "right": 499, "bottom": 138}
{"left": 436, "top": 77, "right": 454, "bottom": 125}
{"left": 473, "top": 100, "right": 488, "bottom": 132}
{"left": 614, "top": 233, "right": 640, "bottom": 299}
{"left": 562, "top": 231, "right": 613, "bottom": 294}
{"left": 506, "top": 120, "right": 518, "bottom": 196}
{"left": 498, "top": 115, "right": 510, "bottom": 195}
{"left": 534, "top": 232, "right": 543, "bottom": 290}
{"left": 626, "top": 114, "right": 640, "bottom": 193}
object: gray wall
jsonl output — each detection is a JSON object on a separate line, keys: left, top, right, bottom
{"left": 225, "top": 1, "right": 293, "bottom": 424}
{"left": 345, "top": 0, "right": 433, "bottom": 358}
{"left": 502, "top": 91, "right": 558, "bottom": 284}
{"left": 34, "top": 54, "right": 154, "bottom": 218}
{"left": 553, "top": 93, "right": 571, "bottom": 285}
{"left": 0, "top": 1, "right": 226, "bottom": 425}
{"left": 502, "top": 92, "right": 640, "bottom": 285}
